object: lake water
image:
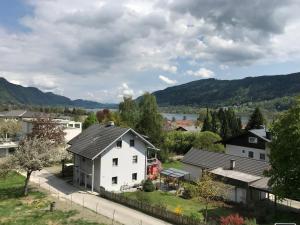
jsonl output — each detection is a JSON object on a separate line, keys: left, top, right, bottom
{"left": 162, "top": 113, "right": 199, "bottom": 121}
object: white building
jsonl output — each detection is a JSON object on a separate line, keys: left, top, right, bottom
{"left": 67, "top": 124, "right": 156, "bottom": 192}
{"left": 0, "top": 110, "right": 82, "bottom": 157}
{"left": 224, "top": 129, "right": 271, "bottom": 162}
{"left": 182, "top": 148, "right": 270, "bottom": 204}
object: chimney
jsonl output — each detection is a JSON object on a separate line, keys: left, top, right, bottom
{"left": 106, "top": 121, "right": 115, "bottom": 127}
{"left": 230, "top": 159, "right": 236, "bottom": 170}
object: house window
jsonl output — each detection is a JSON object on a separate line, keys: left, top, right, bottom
{"left": 242, "top": 150, "right": 245, "bottom": 154}
{"left": 112, "top": 177, "right": 118, "bottom": 185}
{"left": 116, "top": 140, "right": 122, "bottom": 148}
{"left": 248, "top": 137, "right": 258, "bottom": 144}
{"left": 82, "top": 157, "right": 85, "bottom": 162}
{"left": 130, "top": 139, "right": 135, "bottom": 147}
{"left": 132, "top": 155, "right": 138, "bottom": 164}
{"left": 248, "top": 151, "right": 254, "bottom": 158}
{"left": 132, "top": 173, "right": 137, "bottom": 181}
{"left": 112, "top": 158, "right": 118, "bottom": 166}
{"left": 260, "top": 153, "right": 266, "bottom": 160}
{"left": 75, "top": 124, "right": 81, "bottom": 128}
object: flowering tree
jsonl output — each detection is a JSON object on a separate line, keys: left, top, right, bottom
{"left": 220, "top": 214, "right": 244, "bottom": 225}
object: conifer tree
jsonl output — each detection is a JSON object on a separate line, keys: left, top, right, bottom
{"left": 246, "top": 107, "right": 265, "bottom": 130}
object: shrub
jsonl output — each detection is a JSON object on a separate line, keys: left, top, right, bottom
{"left": 244, "top": 218, "right": 257, "bottom": 225}
{"left": 220, "top": 214, "right": 244, "bottom": 225}
{"left": 182, "top": 183, "right": 197, "bottom": 199}
{"left": 189, "top": 212, "right": 204, "bottom": 222}
{"left": 143, "top": 179, "right": 155, "bottom": 192}
{"left": 174, "top": 206, "right": 183, "bottom": 215}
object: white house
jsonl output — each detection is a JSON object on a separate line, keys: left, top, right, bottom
{"left": 67, "top": 124, "right": 157, "bottom": 192}
{"left": 224, "top": 129, "right": 271, "bottom": 162}
{"left": 182, "top": 148, "right": 270, "bottom": 203}
{"left": 0, "top": 110, "right": 82, "bottom": 157}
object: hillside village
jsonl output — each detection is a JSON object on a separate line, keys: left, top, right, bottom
{"left": 0, "top": 93, "right": 300, "bottom": 225}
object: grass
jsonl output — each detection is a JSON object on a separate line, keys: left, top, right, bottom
{"left": 123, "top": 190, "right": 233, "bottom": 221}
{"left": 0, "top": 171, "right": 106, "bottom": 225}
{"left": 162, "top": 160, "right": 183, "bottom": 170}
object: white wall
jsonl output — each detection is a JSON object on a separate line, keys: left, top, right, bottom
{"left": 99, "top": 132, "right": 147, "bottom": 192}
{"left": 183, "top": 163, "right": 203, "bottom": 182}
{"left": 225, "top": 144, "right": 269, "bottom": 162}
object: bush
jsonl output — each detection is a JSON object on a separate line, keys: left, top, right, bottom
{"left": 182, "top": 183, "right": 197, "bottom": 199}
{"left": 220, "top": 214, "right": 244, "bottom": 225}
{"left": 143, "top": 179, "right": 155, "bottom": 192}
{"left": 244, "top": 218, "right": 257, "bottom": 225}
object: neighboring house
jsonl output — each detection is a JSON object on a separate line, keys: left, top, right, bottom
{"left": 0, "top": 110, "right": 82, "bottom": 157}
{"left": 224, "top": 129, "right": 271, "bottom": 162}
{"left": 182, "top": 148, "right": 270, "bottom": 203}
{"left": 175, "top": 125, "right": 201, "bottom": 132}
{"left": 67, "top": 124, "right": 158, "bottom": 192}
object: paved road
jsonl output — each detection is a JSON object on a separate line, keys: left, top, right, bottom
{"left": 28, "top": 170, "right": 171, "bottom": 225}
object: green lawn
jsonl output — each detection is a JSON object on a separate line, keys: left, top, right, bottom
{"left": 0, "top": 172, "right": 105, "bottom": 225}
{"left": 162, "top": 160, "right": 183, "bottom": 170}
{"left": 123, "top": 190, "right": 233, "bottom": 220}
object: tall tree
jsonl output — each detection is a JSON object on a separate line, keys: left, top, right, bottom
{"left": 246, "top": 107, "right": 265, "bottom": 130}
{"left": 137, "top": 93, "right": 163, "bottom": 144}
{"left": 193, "top": 131, "right": 224, "bottom": 153}
{"left": 83, "top": 112, "right": 98, "bottom": 129}
{"left": 119, "top": 97, "right": 140, "bottom": 128}
{"left": 218, "top": 108, "right": 231, "bottom": 139}
{"left": 267, "top": 99, "right": 300, "bottom": 200}
{"left": 202, "top": 109, "right": 213, "bottom": 132}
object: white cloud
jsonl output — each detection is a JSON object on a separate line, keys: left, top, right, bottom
{"left": 187, "top": 68, "right": 215, "bottom": 78}
{"left": 159, "top": 75, "right": 177, "bottom": 85}
{"left": 0, "top": 0, "right": 299, "bottom": 102}
{"left": 118, "top": 82, "right": 135, "bottom": 98}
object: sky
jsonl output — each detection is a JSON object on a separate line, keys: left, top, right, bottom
{"left": 0, "top": 0, "right": 300, "bottom": 103}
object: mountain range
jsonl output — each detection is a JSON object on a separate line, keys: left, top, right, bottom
{"left": 0, "top": 77, "right": 116, "bottom": 109}
{"left": 152, "top": 72, "right": 300, "bottom": 107}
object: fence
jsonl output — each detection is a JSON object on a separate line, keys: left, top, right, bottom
{"left": 100, "top": 190, "right": 206, "bottom": 225}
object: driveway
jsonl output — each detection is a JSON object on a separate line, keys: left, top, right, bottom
{"left": 29, "top": 169, "right": 172, "bottom": 225}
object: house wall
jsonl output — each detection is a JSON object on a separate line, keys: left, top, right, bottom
{"left": 183, "top": 163, "right": 203, "bottom": 182}
{"left": 73, "top": 154, "right": 93, "bottom": 187}
{"left": 183, "top": 162, "right": 249, "bottom": 204}
{"left": 225, "top": 144, "right": 270, "bottom": 162}
{"left": 99, "top": 132, "right": 147, "bottom": 192}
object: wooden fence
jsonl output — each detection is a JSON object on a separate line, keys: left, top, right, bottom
{"left": 100, "top": 190, "right": 206, "bottom": 225}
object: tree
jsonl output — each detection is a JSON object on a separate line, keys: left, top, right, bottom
{"left": 137, "top": 93, "right": 163, "bottom": 145}
{"left": 2, "top": 138, "right": 55, "bottom": 196}
{"left": 218, "top": 108, "right": 231, "bottom": 139}
{"left": 83, "top": 112, "right": 98, "bottom": 129}
{"left": 0, "top": 120, "right": 21, "bottom": 141}
{"left": 193, "top": 131, "right": 224, "bottom": 152}
{"left": 267, "top": 99, "right": 300, "bottom": 200}
{"left": 202, "top": 109, "right": 212, "bottom": 132}
{"left": 196, "top": 173, "right": 225, "bottom": 223}
{"left": 246, "top": 107, "right": 265, "bottom": 130}
{"left": 28, "top": 117, "right": 65, "bottom": 146}
{"left": 119, "top": 97, "right": 140, "bottom": 128}
{"left": 96, "top": 109, "right": 113, "bottom": 124}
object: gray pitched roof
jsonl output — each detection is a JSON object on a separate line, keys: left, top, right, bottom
{"left": 182, "top": 148, "right": 270, "bottom": 177}
{"left": 249, "top": 129, "right": 271, "bottom": 142}
{"left": 67, "top": 124, "right": 154, "bottom": 160}
{"left": 0, "top": 110, "right": 49, "bottom": 118}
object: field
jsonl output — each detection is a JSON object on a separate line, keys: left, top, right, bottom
{"left": 0, "top": 172, "right": 107, "bottom": 225}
